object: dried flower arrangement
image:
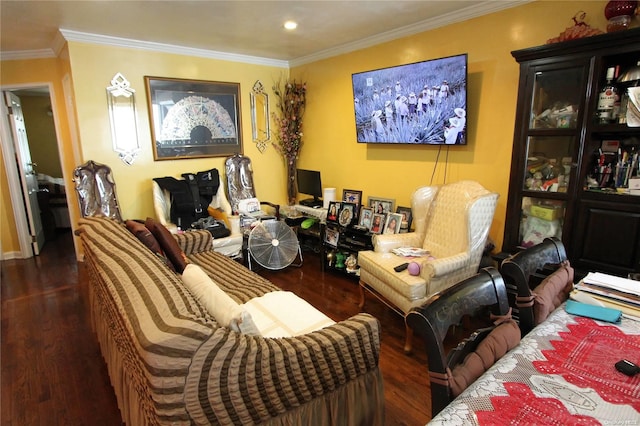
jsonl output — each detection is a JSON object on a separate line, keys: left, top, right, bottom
{"left": 272, "top": 77, "right": 307, "bottom": 204}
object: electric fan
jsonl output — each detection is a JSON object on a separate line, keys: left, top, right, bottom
{"left": 247, "top": 220, "right": 302, "bottom": 270}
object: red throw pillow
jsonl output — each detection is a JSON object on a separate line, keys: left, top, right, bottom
{"left": 145, "top": 217, "right": 187, "bottom": 273}
{"left": 125, "top": 220, "right": 162, "bottom": 254}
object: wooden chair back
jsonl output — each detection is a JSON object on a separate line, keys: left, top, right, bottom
{"left": 500, "top": 237, "right": 568, "bottom": 335}
{"left": 405, "top": 267, "right": 510, "bottom": 416}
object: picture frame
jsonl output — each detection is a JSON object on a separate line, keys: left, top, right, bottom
{"left": 383, "top": 213, "right": 403, "bottom": 235}
{"left": 144, "top": 76, "right": 243, "bottom": 160}
{"left": 326, "top": 201, "right": 340, "bottom": 223}
{"left": 395, "top": 206, "right": 413, "bottom": 233}
{"left": 368, "top": 196, "right": 395, "bottom": 215}
{"left": 324, "top": 226, "right": 339, "bottom": 247}
{"left": 342, "top": 189, "right": 363, "bottom": 209}
{"left": 338, "top": 202, "right": 356, "bottom": 227}
{"left": 358, "top": 207, "right": 373, "bottom": 230}
{"left": 370, "top": 213, "right": 385, "bottom": 234}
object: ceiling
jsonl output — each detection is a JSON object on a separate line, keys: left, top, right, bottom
{"left": 1, "top": 1, "right": 527, "bottom": 66}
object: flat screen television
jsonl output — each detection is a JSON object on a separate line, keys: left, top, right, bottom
{"left": 351, "top": 53, "right": 467, "bottom": 145}
{"left": 296, "top": 169, "right": 323, "bottom": 207}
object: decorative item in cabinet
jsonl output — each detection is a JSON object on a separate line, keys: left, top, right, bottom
{"left": 530, "top": 67, "right": 582, "bottom": 129}
{"left": 520, "top": 197, "right": 565, "bottom": 248}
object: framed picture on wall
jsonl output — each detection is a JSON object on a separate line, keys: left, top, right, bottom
{"left": 144, "top": 76, "right": 243, "bottom": 160}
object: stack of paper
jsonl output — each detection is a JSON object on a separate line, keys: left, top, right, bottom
{"left": 392, "top": 247, "right": 429, "bottom": 257}
{"left": 573, "top": 272, "right": 640, "bottom": 318}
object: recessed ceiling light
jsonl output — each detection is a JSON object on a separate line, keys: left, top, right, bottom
{"left": 284, "top": 20, "right": 298, "bottom": 30}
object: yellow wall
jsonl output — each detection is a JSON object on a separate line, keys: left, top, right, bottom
{"left": 66, "top": 42, "right": 288, "bottom": 222}
{"left": 1, "top": 0, "right": 611, "bottom": 256}
{"left": 291, "top": 0, "right": 609, "bottom": 249}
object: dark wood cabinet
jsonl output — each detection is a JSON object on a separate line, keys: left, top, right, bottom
{"left": 503, "top": 28, "right": 640, "bottom": 276}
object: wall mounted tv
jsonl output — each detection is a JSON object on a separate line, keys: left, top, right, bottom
{"left": 352, "top": 53, "right": 467, "bottom": 145}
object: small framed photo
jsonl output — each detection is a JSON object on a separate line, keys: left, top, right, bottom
{"left": 396, "top": 206, "right": 413, "bottom": 233}
{"left": 338, "top": 202, "right": 356, "bottom": 227}
{"left": 358, "top": 207, "right": 373, "bottom": 230}
{"left": 383, "top": 213, "right": 403, "bottom": 235}
{"left": 370, "top": 213, "right": 385, "bottom": 234}
{"left": 368, "top": 196, "right": 395, "bottom": 215}
{"left": 327, "top": 201, "right": 340, "bottom": 223}
{"left": 342, "top": 189, "right": 363, "bottom": 209}
{"left": 324, "top": 226, "right": 339, "bottom": 247}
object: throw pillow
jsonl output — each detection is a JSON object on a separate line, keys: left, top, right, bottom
{"left": 125, "top": 220, "right": 162, "bottom": 254}
{"left": 532, "top": 261, "right": 574, "bottom": 325}
{"left": 181, "top": 263, "right": 250, "bottom": 330}
{"left": 447, "top": 320, "right": 521, "bottom": 397}
{"left": 145, "top": 217, "right": 188, "bottom": 273}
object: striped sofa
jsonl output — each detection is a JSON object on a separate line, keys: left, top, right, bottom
{"left": 77, "top": 217, "right": 384, "bottom": 425}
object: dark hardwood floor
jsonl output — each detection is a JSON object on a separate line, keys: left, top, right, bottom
{"left": 1, "top": 231, "right": 433, "bottom": 426}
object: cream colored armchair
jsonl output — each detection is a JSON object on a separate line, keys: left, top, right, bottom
{"left": 152, "top": 177, "right": 242, "bottom": 257}
{"left": 358, "top": 180, "right": 499, "bottom": 352}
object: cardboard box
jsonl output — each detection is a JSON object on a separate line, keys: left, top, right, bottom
{"left": 529, "top": 204, "right": 563, "bottom": 221}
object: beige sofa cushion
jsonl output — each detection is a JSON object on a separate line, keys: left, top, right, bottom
{"left": 242, "top": 291, "right": 336, "bottom": 338}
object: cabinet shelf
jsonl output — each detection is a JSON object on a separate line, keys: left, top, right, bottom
{"left": 503, "top": 28, "right": 640, "bottom": 276}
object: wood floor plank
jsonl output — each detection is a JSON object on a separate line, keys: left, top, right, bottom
{"left": 1, "top": 230, "right": 434, "bottom": 426}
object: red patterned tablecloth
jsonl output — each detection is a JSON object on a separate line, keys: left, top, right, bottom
{"left": 430, "top": 307, "right": 640, "bottom": 425}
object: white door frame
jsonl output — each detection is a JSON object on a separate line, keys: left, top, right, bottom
{"left": 0, "top": 82, "right": 74, "bottom": 259}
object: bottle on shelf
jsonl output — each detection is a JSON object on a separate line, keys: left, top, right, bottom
{"left": 596, "top": 66, "right": 619, "bottom": 124}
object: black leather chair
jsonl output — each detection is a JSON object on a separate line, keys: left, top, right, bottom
{"left": 406, "top": 267, "right": 518, "bottom": 417}
{"left": 500, "top": 237, "right": 569, "bottom": 336}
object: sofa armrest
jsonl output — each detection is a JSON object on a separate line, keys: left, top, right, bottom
{"left": 421, "top": 251, "right": 471, "bottom": 279}
{"left": 185, "top": 313, "right": 382, "bottom": 425}
{"left": 373, "top": 232, "right": 423, "bottom": 253}
{"left": 174, "top": 230, "right": 213, "bottom": 255}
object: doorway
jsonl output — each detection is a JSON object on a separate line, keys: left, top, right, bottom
{"left": 1, "top": 85, "right": 73, "bottom": 260}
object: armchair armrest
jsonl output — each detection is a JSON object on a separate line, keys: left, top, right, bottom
{"left": 186, "top": 313, "right": 381, "bottom": 424}
{"left": 421, "top": 251, "right": 471, "bottom": 279}
{"left": 373, "top": 232, "right": 424, "bottom": 253}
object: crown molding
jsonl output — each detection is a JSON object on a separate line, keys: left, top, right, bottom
{"left": 0, "top": 49, "right": 56, "bottom": 61}
{"left": 58, "top": 29, "right": 289, "bottom": 68}
{"left": 290, "top": 0, "right": 531, "bottom": 67}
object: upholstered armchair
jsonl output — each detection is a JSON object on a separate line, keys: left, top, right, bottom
{"left": 358, "top": 180, "right": 499, "bottom": 352}
{"left": 152, "top": 173, "right": 243, "bottom": 257}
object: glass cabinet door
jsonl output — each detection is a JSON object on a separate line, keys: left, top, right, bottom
{"left": 524, "top": 136, "right": 575, "bottom": 193}
{"left": 529, "top": 67, "right": 583, "bottom": 130}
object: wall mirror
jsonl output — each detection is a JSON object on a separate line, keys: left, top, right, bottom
{"left": 106, "top": 72, "right": 140, "bottom": 165}
{"left": 250, "top": 80, "right": 270, "bottom": 153}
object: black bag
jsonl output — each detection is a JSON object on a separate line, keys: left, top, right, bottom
{"left": 190, "top": 217, "right": 231, "bottom": 239}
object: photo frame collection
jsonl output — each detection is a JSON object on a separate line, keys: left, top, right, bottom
{"left": 326, "top": 192, "right": 412, "bottom": 235}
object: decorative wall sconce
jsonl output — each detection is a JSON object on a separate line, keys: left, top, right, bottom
{"left": 250, "top": 80, "right": 270, "bottom": 153}
{"left": 106, "top": 72, "right": 140, "bottom": 165}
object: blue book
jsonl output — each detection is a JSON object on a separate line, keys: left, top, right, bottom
{"left": 565, "top": 300, "right": 622, "bottom": 324}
